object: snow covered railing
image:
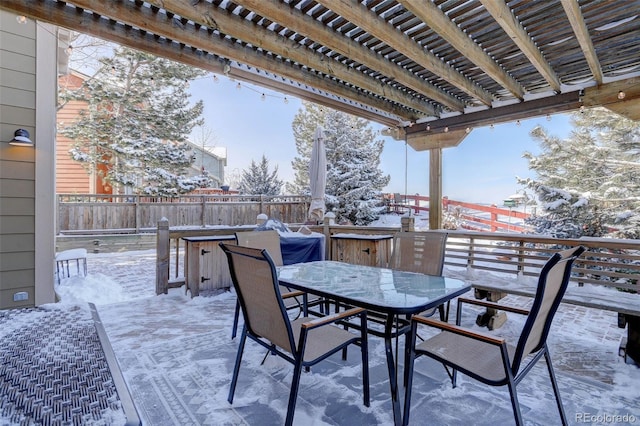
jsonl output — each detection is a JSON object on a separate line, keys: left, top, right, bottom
{"left": 443, "top": 230, "right": 640, "bottom": 293}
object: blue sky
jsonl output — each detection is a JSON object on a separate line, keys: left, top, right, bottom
{"left": 190, "top": 76, "right": 573, "bottom": 206}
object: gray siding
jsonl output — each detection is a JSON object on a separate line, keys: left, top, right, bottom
{"left": 0, "top": 11, "right": 56, "bottom": 308}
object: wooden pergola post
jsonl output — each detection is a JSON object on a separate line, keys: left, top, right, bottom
{"left": 429, "top": 148, "right": 443, "bottom": 230}
{"left": 399, "top": 129, "right": 470, "bottom": 231}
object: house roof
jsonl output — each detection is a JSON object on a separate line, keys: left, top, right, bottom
{"left": 3, "top": 0, "right": 639, "bottom": 148}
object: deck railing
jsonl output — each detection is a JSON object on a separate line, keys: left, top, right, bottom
{"left": 155, "top": 218, "right": 640, "bottom": 295}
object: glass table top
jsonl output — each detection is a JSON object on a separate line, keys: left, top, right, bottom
{"left": 278, "top": 261, "right": 469, "bottom": 314}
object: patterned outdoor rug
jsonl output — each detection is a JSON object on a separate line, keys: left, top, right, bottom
{"left": 0, "top": 304, "right": 138, "bottom": 425}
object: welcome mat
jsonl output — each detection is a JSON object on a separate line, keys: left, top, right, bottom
{"left": 0, "top": 304, "right": 139, "bottom": 425}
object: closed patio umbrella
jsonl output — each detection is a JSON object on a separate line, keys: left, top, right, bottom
{"left": 308, "top": 126, "right": 327, "bottom": 222}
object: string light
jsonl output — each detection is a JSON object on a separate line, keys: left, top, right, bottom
{"left": 490, "top": 124, "right": 494, "bottom": 130}
{"left": 580, "top": 105, "right": 585, "bottom": 113}
{"left": 236, "top": 82, "right": 241, "bottom": 90}
{"left": 261, "top": 93, "right": 266, "bottom": 101}
{"left": 213, "top": 74, "right": 219, "bottom": 83}
{"left": 617, "top": 90, "right": 626, "bottom": 100}
{"left": 465, "top": 127, "right": 471, "bottom": 133}
{"left": 426, "top": 124, "right": 431, "bottom": 131}
{"left": 546, "top": 114, "right": 551, "bottom": 121}
{"left": 65, "top": 45, "right": 73, "bottom": 55}
{"left": 283, "top": 97, "right": 289, "bottom": 104}
{"left": 443, "top": 126, "right": 449, "bottom": 133}
{"left": 16, "top": 15, "right": 28, "bottom": 24}
{"left": 516, "top": 120, "right": 521, "bottom": 126}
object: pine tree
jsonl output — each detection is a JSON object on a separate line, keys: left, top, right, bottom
{"left": 60, "top": 46, "right": 211, "bottom": 196}
{"left": 238, "top": 155, "right": 283, "bottom": 195}
{"left": 519, "top": 108, "right": 640, "bottom": 238}
{"left": 323, "top": 110, "right": 390, "bottom": 225}
{"left": 287, "top": 102, "right": 329, "bottom": 194}
{"left": 289, "top": 103, "right": 389, "bottom": 225}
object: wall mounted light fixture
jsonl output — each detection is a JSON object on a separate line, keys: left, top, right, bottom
{"left": 9, "top": 129, "right": 34, "bottom": 147}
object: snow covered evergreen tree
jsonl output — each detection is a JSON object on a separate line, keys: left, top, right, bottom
{"left": 60, "top": 46, "right": 210, "bottom": 196}
{"left": 238, "top": 155, "right": 283, "bottom": 195}
{"left": 519, "top": 108, "right": 640, "bottom": 238}
{"left": 289, "top": 104, "right": 389, "bottom": 225}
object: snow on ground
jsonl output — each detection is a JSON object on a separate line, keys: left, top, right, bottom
{"left": 3, "top": 213, "right": 640, "bottom": 425}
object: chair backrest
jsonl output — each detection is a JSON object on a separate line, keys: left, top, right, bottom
{"left": 235, "top": 230, "right": 284, "bottom": 266}
{"left": 220, "top": 243, "right": 295, "bottom": 353}
{"left": 512, "top": 245, "right": 586, "bottom": 373}
{"left": 390, "top": 232, "right": 447, "bottom": 276}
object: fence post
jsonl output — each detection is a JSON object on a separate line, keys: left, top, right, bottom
{"left": 323, "top": 213, "right": 334, "bottom": 260}
{"left": 491, "top": 211, "right": 498, "bottom": 232}
{"left": 156, "top": 218, "right": 170, "bottom": 295}
{"left": 401, "top": 216, "right": 415, "bottom": 232}
{"left": 134, "top": 195, "right": 140, "bottom": 233}
{"left": 201, "top": 195, "right": 206, "bottom": 227}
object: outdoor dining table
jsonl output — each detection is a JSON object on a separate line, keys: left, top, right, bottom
{"left": 277, "top": 260, "right": 471, "bottom": 426}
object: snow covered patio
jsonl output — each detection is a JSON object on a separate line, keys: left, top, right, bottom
{"left": 19, "top": 249, "right": 629, "bottom": 425}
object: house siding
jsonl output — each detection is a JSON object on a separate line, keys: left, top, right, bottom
{"left": 57, "top": 73, "right": 91, "bottom": 194}
{"left": 0, "top": 11, "right": 56, "bottom": 309}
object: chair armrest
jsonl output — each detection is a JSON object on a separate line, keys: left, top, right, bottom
{"left": 458, "top": 297, "right": 530, "bottom": 316}
{"left": 412, "top": 316, "right": 505, "bottom": 346}
{"left": 302, "top": 307, "right": 366, "bottom": 330}
{"left": 282, "top": 290, "right": 305, "bottom": 299}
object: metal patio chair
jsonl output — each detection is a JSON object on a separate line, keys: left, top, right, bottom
{"left": 231, "top": 231, "right": 293, "bottom": 338}
{"left": 390, "top": 231, "right": 449, "bottom": 320}
{"left": 403, "top": 246, "right": 586, "bottom": 426}
{"left": 220, "top": 243, "right": 370, "bottom": 426}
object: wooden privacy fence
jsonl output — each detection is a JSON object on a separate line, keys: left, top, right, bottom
{"left": 57, "top": 193, "right": 310, "bottom": 234}
{"left": 58, "top": 193, "right": 531, "bottom": 235}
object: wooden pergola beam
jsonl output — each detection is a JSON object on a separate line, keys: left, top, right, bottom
{"left": 8, "top": 0, "right": 411, "bottom": 125}
{"left": 406, "top": 91, "right": 583, "bottom": 136}
{"left": 399, "top": 0, "right": 525, "bottom": 100}
{"left": 149, "top": 0, "right": 437, "bottom": 118}
{"left": 481, "top": 0, "right": 562, "bottom": 93}
{"left": 561, "top": 0, "right": 604, "bottom": 84}
{"left": 231, "top": 0, "right": 463, "bottom": 113}
{"left": 315, "top": 0, "right": 495, "bottom": 106}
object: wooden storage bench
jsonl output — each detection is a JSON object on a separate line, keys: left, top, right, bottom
{"left": 472, "top": 280, "right": 640, "bottom": 363}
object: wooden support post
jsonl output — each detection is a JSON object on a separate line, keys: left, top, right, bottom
{"left": 134, "top": 195, "right": 140, "bottom": 234}
{"left": 429, "top": 148, "right": 442, "bottom": 230}
{"left": 401, "top": 216, "right": 415, "bottom": 232}
{"left": 323, "top": 213, "right": 334, "bottom": 260}
{"left": 200, "top": 194, "right": 206, "bottom": 227}
{"left": 156, "top": 218, "right": 170, "bottom": 295}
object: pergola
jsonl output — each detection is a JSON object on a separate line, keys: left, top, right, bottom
{"left": 3, "top": 0, "right": 639, "bottom": 228}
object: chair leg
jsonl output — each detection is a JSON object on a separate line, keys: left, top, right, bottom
{"left": 228, "top": 327, "right": 247, "bottom": 404}
{"left": 544, "top": 350, "right": 568, "bottom": 426}
{"left": 285, "top": 360, "right": 304, "bottom": 426}
{"left": 360, "top": 313, "right": 370, "bottom": 407}
{"left": 402, "top": 327, "right": 418, "bottom": 426}
{"left": 231, "top": 300, "right": 240, "bottom": 339}
{"left": 506, "top": 378, "right": 524, "bottom": 426}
